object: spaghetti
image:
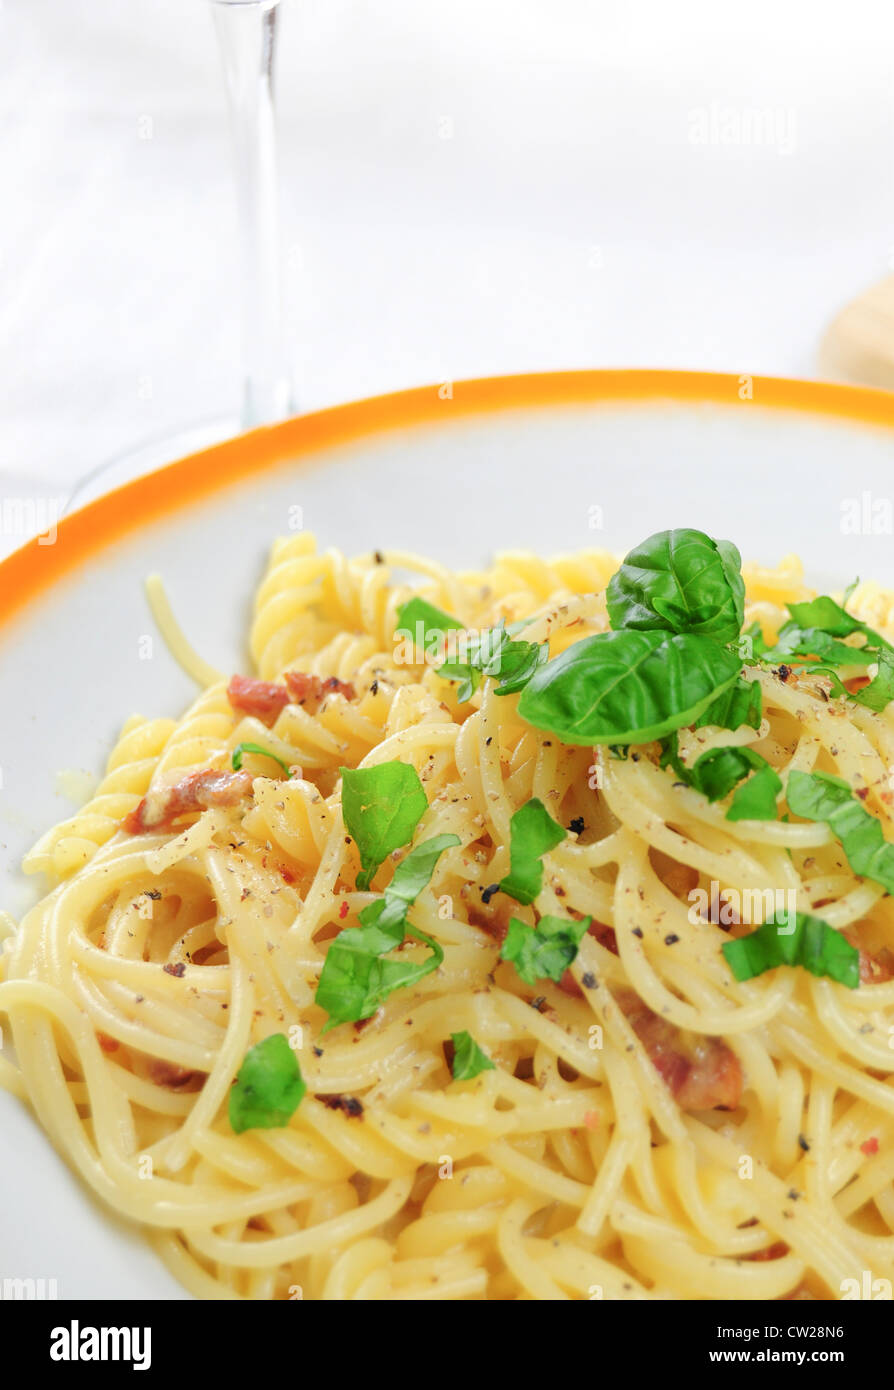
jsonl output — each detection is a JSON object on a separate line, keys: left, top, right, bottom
{"left": 4, "top": 530, "right": 894, "bottom": 1301}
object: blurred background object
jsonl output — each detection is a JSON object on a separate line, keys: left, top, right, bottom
{"left": 2, "top": 0, "right": 894, "bottom": 547}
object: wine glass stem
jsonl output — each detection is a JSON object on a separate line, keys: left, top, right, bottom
{"left": 212, "top": 0, "right": 293, "bottom": 428}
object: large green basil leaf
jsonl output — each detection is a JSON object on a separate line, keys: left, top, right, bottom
{"left": 517, "top": 629, "right": 741, "bottom": 745}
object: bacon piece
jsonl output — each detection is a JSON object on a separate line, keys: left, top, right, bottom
{"left": 146, "top": 1059, "right": 200, "bottom": 1090}
{"left": 843, "top": 930, "right": 894, "bottom": 984}
{"left": 860, "top": 948, "right": 894, "bottom": 984}
{"left": 747, "top": 1241, "right": 788, "bottom": 1262}
{"left": 123, "top": 770, "right": 254, "bottom": 835}
{"left": 227, "top": 674, "right": 290, "bottom": 726}
{"left": 284, "top": 671, "right": 356, "bottom": 705}
{"left": 617, "top": 989, "right": 743, "bottom": 1112}
{"left": 845, "top": 675, "right": 872, "bottom": 694}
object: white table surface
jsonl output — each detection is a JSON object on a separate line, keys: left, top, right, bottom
{"left": 2, "top": 0, "right": 894, "bottom": 556}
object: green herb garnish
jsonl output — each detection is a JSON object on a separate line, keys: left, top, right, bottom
{"left": 437, "top": 620, "right": 547, "bottom": 702}
{"left": 500, "top": 914, "right": 591, "bottom": 985}
{"left": 340, "top": 761, "right": 428, "bottom": 891}
{"left": 450, "top": 1030, "right": 496, "bottom": 1080}
{"left": 517, "top": 629, "right": 742, "bottom": 745}
{"left": 395, "top": 597, "right": 464, "bottom": 655}
{"left": 231, "top": 742, "right": 293, "bottom": 777}
{"left": 694, "top": 676, "right": 762, "bottom": 732}
{"left": 499, "top": 798, "right": 566, "bottom": 904}
{"left": 229, "top": 1033, "right": 306, "bottom": 1134}
{"left": 315, "top": 833, "right": 457, "bottom": 1028}
{"left": 606, "top": 527, "right": 746, "bottom": 644}
{"left": 687, "top": 746, "right": 781, "bottom": 822}
{"left": 787, "top": 770, "right": 894, "bottom": 895}
{"left": 722, "top": 909, "right": 859, "bottom": 989}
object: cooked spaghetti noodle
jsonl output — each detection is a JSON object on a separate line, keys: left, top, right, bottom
{"left": 4, "top": 531, "right": 894, "bottom": 1301}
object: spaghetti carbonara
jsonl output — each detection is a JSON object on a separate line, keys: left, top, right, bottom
{"left": 4, "top": 527, "right": 894, "bottom": 1302}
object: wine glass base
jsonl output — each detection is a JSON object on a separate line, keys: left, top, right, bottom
{"left": 64, "top": 413, "right": 243, "bottom": 516}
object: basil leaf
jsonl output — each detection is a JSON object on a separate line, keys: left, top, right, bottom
{"left": 687, "top": 746, "right": 781, "bottom": 822}
{"left": 787, "top": 595, "right": 872, "bottom": 638}
{"left": 366, "top": 832, "right": 460, "bottom": 933}
{"left": 340, "top": 762, "right": 428, "bottom": 891}
{"left": 450, "top": 1030, "right": 495, "bottom": 1080}
{"left": 316, "top": 920, "right": 444, "bottom": 1030}
{"left": 762, "top": 596, "right": 893, "bottom": 669}
{"left": 395, "top": 597, "right": 464, "bottom": 654}
{"left": 501, "top": 914, "right": 591, "bottom": 985}
{"left": 229, "top": 1033, "right": 306, "bottom": 1134}
{"left": 763, "top": 624, "right": 879, "bottom": 669}
{"left": 606, "top": 528, "right": 745, "bottom": 644}
{"left": 316, "top": 833, "right": 455, "bottom": 1028}
{"left": 499, "top": 798, "right": 566, "bottom": 904}
{"left": 738, "top": 620, "right": 768, "bottom": 661}
{"left": 722, "top": 909, "right": 859, "bottom": 989}
{"left": 232, "top": 742, "right": 293, "bottom": 777}
{"left": 694, "top": 676, "right": 762, "bottom": 732}
{"left": 436, "top": 621, "right": 547, "bottom": 702}
{"left": 851, "top": 648, "right": 894, "bottom": 712}
{"left": 517, "top": 629, "right": 742, "bottom": 745}
{"left": 787, "top": 770, "right": 894, "bottom": 894}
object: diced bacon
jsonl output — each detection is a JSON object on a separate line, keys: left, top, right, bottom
{"left": 284, "top": 671, "right": 356, "bottom": 705}
{"left": 861, "top": 1137, "right": 880, "bottom": 1156}
{"left": 146, "top": 1059, "right": 200, "bottom": 1090}
{"left": 860, "top": 948, "right": 894, "bottom": 984}
{"left": 616, "top": 989, "right": 743, "bottom": 1112}
{"left": 558, "top": 921, "right": 617, "bottom": 997}
{"left": 844, "top": 930, "right": 894, "bottom": 984}
{"left": 227, "top": 675, "right": 290, "bottom": 726}
{"left": 123, "top": 770, "right": 254, "bottom": 835}
{"left": 746, "top": 1241, "right": 788, "bottom": 1262}
{"left": 845, "top": 675, "right": 872, "bottom": 694}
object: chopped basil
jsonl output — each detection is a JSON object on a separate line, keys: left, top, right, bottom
{"left": 687, "top": 746, "right": 781, "bottom": 822}
{"left": 787, "top": 770, "right": 894, "bottom": 895}
{"left": 437, "top": 620, "right": 547, "bottom": 702}
{"left": 229, "top": 1033, "right": 305, "bottom": 1134}
{"left": 762, "top": 594, "right": 893, "bottom": 669}
{"left": 606, "top": 528, "right": 745, "bottom": 645}
{"left": 500, "top": 914, "right": 591, "bottom": 985}
{"left": 395, "top": 597, "right": 464, "bottom": 654}
{"left": 847, "top": 649, "right": 894, "bottom": 713}
{"left": 739, "top": 620, "right": 768, "bottom": 661}
{"left": 360, "top": 832, "right": 460, "bottom": 934}
{"left": 231, "top": 742, "right": 293, "bottom": 777}
{"left": 315, "top": 833, "right": 457, "bottom": 1028}
{"left": 499, "top": 798, "right": 566, "bottom": 905}
{"left": 340, "top": 761, "right": 428, "bottom": 891}
{"left": 517, "top": 629, "right": 742, "bottom": 745}
{"left": 694, "top": 676, "right": 762, "bottom": 733}
{"left": 450, "top": 1030, "right": 495, "bottom": 1080}
{"left": 722, "top": 909, "right": 859, "bottom": 989}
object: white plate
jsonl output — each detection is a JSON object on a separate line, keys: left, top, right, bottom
{"left": 3, "top": 369, "right": 894, "bottom": 1298}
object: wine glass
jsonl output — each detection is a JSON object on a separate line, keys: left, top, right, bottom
{"left": 65, "top": 0, "right": 294, "bottom": 516}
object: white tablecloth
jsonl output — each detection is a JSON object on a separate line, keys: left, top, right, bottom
{"left": 3, "top": 0, "right": 894, "bottom": 555}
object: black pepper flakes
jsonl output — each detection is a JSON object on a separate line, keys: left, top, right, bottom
{"left": 568, "top": 817, "right": 585, "bottom": 835}
{"left": 581, "top": 971, "right": 597, "bottom": 989}
{"left": 480, "top": 883, "right": 500, "bottom": 905}
{"left": 632, "top": 927, "right": 644, "bottom": 939}
{"left": 664, "top": 933, "right": 680, "bottom": 946}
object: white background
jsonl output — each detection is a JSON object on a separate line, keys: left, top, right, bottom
{"left": 3, "top": 0, "right": 894, "bottom": 511}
